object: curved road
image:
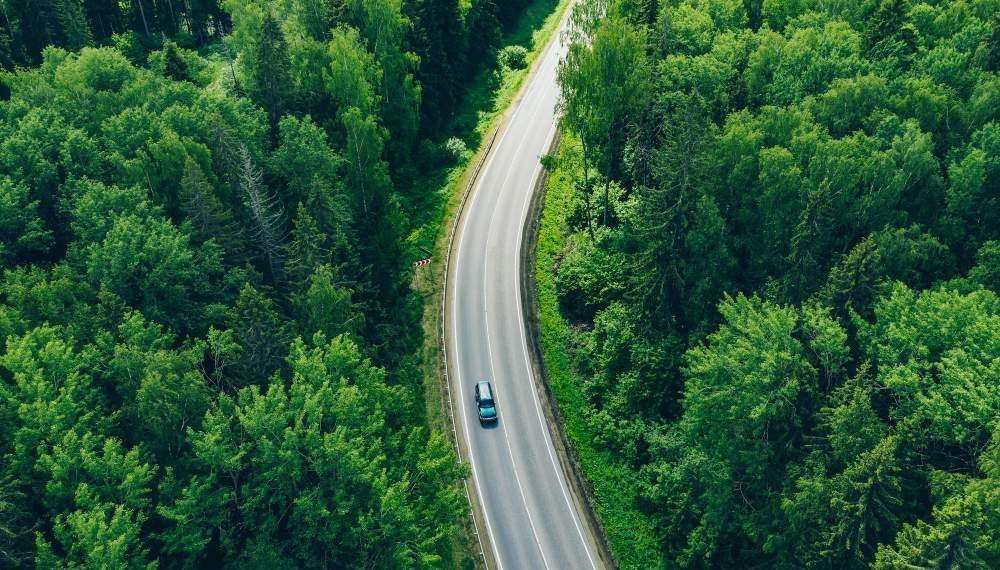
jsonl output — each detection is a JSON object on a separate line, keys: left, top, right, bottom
{"left": 445, "top": 13, "right": 605, "bottom": 570}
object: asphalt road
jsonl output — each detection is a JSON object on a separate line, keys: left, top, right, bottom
{"left": 445, "top": 15, "right": 604, "bottom": 570}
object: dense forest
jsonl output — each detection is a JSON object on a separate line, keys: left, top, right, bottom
{"left": 554, "top": 0, "right": 998, "bottom": 567}
{"left": 0, "top": 0, "right": 544, "bottom": 567}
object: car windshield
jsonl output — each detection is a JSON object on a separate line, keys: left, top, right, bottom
{"left": 481, "top": 406, "right": 496, "bottom": 417}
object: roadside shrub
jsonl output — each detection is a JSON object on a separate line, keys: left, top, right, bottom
{"left": 498, "top": 45, "right": 529, "bottom": 70}
{"left": 444, "top": 137, "right": 470, "bottom": 162}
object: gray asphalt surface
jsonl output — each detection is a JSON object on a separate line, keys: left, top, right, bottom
{"left": 445, "top": 17, "right": 603, "bottom": 570}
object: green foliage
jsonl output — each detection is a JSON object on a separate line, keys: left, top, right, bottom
{"left": 158, "top": 335, "right": 465, "bottom": 567}
{"left": 873, "top": 431, "right": 1000, "bottom": 569}
{"left": 548, "top": 0, "right": 1000, "bottom": 566}
{"left": 292, "top": 265, "right": 362, "bottom": 340}
{"left": 325, "top": 26, "right": 380, "bottom": 118}
{"left": 0, "top": 0, "right": 228, "bottom": 69}
{"left": 83, "top": 214, "right": 226, "bottom": 333}
{"left": 535, "top": 134, "right": 662, "bottom": 568}
{"left": 0, "top": 178, "right": 52, "bottom": 265}
{"left": 859, "top": 285, "right": 1000, "bottom": 450}
{"left": 0, "top": 0, "right": 552, "bottom": 561}
{"left": 161, "top": 41, "right": 190, "bottom": 82}
{"left": 559, "top": 14, "right": 649, "bottom": 223}
{"left": 250, "top": 14, "right": 295, "bottom": 133}
{"left": 36, "top": 503, "right": 154, "bottom": 570}
{"left": 498, "top": 45, "right": 529, "bottom": 69}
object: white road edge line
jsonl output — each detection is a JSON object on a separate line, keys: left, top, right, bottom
{"left": 450, "top": 34, "right": 551, "bottom": 570}
{"left": 480, "top": 77, "right": 560, "bottom": 569}
{"left": 515, "top": 120, "right": 599, "bottom": 570}
{"left": 450, "top": 24, "right": 571, "bottom": 570}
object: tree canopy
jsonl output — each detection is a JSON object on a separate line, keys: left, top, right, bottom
{"left": 0, "top": 0, "right": 537, "bottom": 566}
{"left": 554, "top": 0, "right": 1000, "bottom": 566}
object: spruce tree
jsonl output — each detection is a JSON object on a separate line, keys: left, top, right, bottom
{"left": 291, "top": 264, "right": 360, "bottom": 339}
{"left": 163, "top": 40, "right": 189, "bottom": 82}
{"left": 0, "top": 17, "right": 16, "bottom": 71}
{"left": 54, "top": 0, "right": 92, "bottom": 50}
{"left": 465, "top": 0, "right": 502, "bottom": 71}
{"left": 249, "top": 14, "right": 293, "bottom": 136}
{"left": 410, "top": 0, "right": 464, "bottom": 132}
{"left": 285, "top": 203, "right": 330, "bottom": 286}
{"left": 179, "top": 157, "right": 243, "bottom": 260}
{"left": 81, "top": 0, "right": 123, "bottom": 42}
{"left": 224, "top": 284, "right": 289, "bottom": 388}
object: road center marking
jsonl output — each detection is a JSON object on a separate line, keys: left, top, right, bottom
{"left": 450, "top": 23, "right": 591, "bottom": 570}
{"left": 514, "top": 120, "right": 599, "bottom": 570}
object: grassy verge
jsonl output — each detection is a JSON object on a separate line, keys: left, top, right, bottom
{"left": 534, "top": 134, "right": 661, "bottom": 569}
{"left": 414, "top": 0, "right": 571, "bottom": 453}
{"left": 409, "top": 1, "right": 575, "bottom": 567}
{"left": 406, "top": 0, "right": 568, "bottom": 263}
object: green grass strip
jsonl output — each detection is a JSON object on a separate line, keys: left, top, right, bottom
{"left": 534, "top": 134, "right": 661, "bottom": 569}
{"left": 411, "top": 1, "right": 577, "bottom": 567}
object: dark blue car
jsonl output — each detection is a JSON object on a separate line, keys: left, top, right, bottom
{"left": 475, "top": 381, "right": 498, "bottom": 424}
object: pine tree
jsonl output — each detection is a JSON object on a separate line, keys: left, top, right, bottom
{"left": 285, "top": 203, "right": 329, "bottom": 285}
{"left": 249, "top": 14, "right": 293, "bottom": 135}
{"left": 179, "top": 157, "right": 243, "bottom": 260}
{"left": 237, "top": 145, "right": 285, "bottom": 283}
{"left": 163, "top": 40, "right": 189, "bottom": 81}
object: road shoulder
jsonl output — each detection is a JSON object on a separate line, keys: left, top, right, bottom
{"left": 519, "top": 129, "right": 618, "bottom": 569}
{"left": 526, "top": 134, "right": 662, "bottom": 569}
{"left": 427, "top": 3, "right": 577, "bottom": 567}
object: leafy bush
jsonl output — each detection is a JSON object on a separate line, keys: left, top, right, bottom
{"left": 498, "top": 45, "right": 529, "bottom": 70}
{"left": 444, "top": 136, "right": 470, "bottom": 162}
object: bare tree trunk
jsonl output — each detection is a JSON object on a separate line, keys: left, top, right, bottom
{"left": 238, "top": 145, "right": 286, "bottom": 283}
{"left": 181, "top": 0, "right": 196, "bottom": 42}
{"left": 221, "top": 42, "right": 241, "bottom": 94}
{"left": 603, "top": 177, "right": 611, "bottom": 226}
{"left": 580, "top": 137, "right": 594, "bottom": 240}
{"left": 166, "top": 0, "right": 177, "bottom": 34}
{"left": 134, "top": 0, "right": 150, "bottom": 35}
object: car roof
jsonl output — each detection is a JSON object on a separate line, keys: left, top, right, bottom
{"left": 477, "top": 381, "right": 492, "bottom": 399}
